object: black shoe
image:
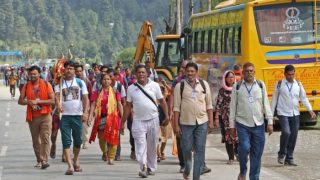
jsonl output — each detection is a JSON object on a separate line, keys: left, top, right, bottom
{"left": 201, "top": 165, "right": 211, "bottom": 175}
{"left": 285, "top": 160, "right": 298, "bottom": 166}
{"left": 41, "top": 163, "right": 50, "bottom": 169}
{"left": 277, "top": 156, "right": 285, "bottom": 165}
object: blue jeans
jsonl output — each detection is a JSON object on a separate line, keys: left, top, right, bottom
{"left": 236, "top": 122, "right": 265, "bottom": 180}
{"left": 278, "top": 115, "right": 299, "bottom": 161}
{"left": 180, "top": 122, "right": 208, "bottom": 180}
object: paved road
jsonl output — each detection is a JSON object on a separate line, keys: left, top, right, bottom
{"left": 0, "top": 85, "right": 296, "bottom": 180}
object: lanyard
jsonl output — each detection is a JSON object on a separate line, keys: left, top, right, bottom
{"left": 285, "top": 82, "right": 293, "bottom": 93}
{"left": 64, "top": 79, "right": 74, "bottom": 93}
{"left": 186, "top": 79, "right": 196, "bottom": 90}
{"left": 32, "top": 81, "right": 40, "bottom": 98}
{"left": 244, "top": 82, "right": 254, "bottom": 96}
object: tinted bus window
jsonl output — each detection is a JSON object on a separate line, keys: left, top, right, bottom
{"left": 201, "top": 31, "right": 206, "bottom": 52}
{"left": 193, "top": 32, "right": 199, "bottom": 53}
{"left": 217, "top": 29, "right": 222, "bottom": 54}
{"left": 233, "top": 27, "right": 241, "bottom": 54}
{"left": 231, "top": 28, "right": 236, "bottom": 54}
{"left": 204, "top": 31, "right": 209, "bottom": 53}
{"left": 212, "top": 29, "right": 217, "bottom": 53}
{"left": 208, "top": 30, "right": 212, "bottom": 53}
{"left": 223, "top": 28, "right": 233, "bottom": 54}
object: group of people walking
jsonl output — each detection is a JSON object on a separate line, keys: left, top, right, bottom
{"left": 16, "top": 59, "right": 315, "bottom": 180}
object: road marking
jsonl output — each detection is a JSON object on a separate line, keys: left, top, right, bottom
{"left": 4, "top": 132, "right": 8, "bottom": 137}
{"left": 0, "top": 146, "right": 8, "bottom": 156}
{"left": 0, "top": 166, "right": 3, "bottom": 180}
{"left": 6, "top": 108, "right": 10, "bottom": 111}
{"left": 4, "top": 121, "right": 9, "bottom": 127}
{"left": 261, "top": 169, "right": 272, "bottom": 176}
{"left": 5, "top": 113, "right": 10, "bottom": 118}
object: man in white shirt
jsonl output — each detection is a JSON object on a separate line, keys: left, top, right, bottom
{"left": 271, "top": 64, "right": 316, "bottom": 166}
{"left": 55, "top": 61, "right": 89, "bottom": 175}
{"left": 120, "top": 64, "right": 169, "bottom": 178}
{"left": 229, "top": 62, "right": 273, "bottom": 180}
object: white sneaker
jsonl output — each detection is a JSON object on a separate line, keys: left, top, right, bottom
{"left": 147, "top": 168, "right": 155, "bottom": 176}
{"left": 138, "top": 165, "right": 148, "bottom": 178}
{"left": 34, "top": 162, "right": 41, "bottom": 168}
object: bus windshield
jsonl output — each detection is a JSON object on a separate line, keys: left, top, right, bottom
{"left": 254, "top": 2, "right": 316, "bottom": 46}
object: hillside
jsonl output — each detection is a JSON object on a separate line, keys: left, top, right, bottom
{"left": 0, "top": 0, "right": 222, "bottom": 65}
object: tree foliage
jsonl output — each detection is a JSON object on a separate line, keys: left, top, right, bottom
{"left": 0, "top": 0, "right": 226, "bottom": 65}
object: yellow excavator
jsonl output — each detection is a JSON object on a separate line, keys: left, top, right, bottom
{"left": 132, "top": 21, "right": 182, "bottom": 82}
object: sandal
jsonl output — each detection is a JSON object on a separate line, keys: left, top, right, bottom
{"left": 65, "top": 169, "right": 74, "bottom": 175}
{"left": 50, "top": 144, "right": 56, "bottom": 159}
{"left": 183, "top": 173, "right": 190, "bottom": 180}
{"left": 108, "top": 159, "right": 114, "bottom": 165}
{"left": 34, "top": 162, "right": 41, "bottom": 168}
{"left": 102, "top": 153, "right": 107, "bottom": 161}
{"left": 73, "top": 164, "right": 83, "bottom": 172}
{"left": 160, "top": 153, "right": 165, "bottom": 160}
{"left": 227, "top": 160, "right": 234, "bottom": 165}
{"left": 157, "top": 157, "right": 161, "bottom": 162}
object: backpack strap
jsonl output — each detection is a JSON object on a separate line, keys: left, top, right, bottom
{"left": 180, "top": 80, "right": 185, "bottom": 100}
{"left": 236, "top": 80, "right": 243, "bottom": 91}
{"left": 199, "top": 79, "right": 206, "bottom": 94}
{"left": 76, "top": 78, "right": 83, "bottom": 100}
{"left": 180, "top": 79, "right": 206, "bottom": 100}
{"left": 276, "top": 80, "right": 282, "bottom": 89}
{"left": 256, "top": 80, "right": 263, "bottom": 89}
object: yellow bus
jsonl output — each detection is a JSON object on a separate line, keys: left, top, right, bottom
{"left": 186, "top": 0, "right": 320, "bottom": 125}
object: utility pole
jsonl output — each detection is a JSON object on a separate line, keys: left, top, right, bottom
{"left": 208, "top": 0, "right": 211, "bottom": 11}
{"left": 176, "top": 0, "right": 181, "bottom": 34}
{"left": 189, "top": 0, "right": 194, "bottom": 17}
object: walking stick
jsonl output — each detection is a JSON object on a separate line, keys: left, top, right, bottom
{"left": 59, "top": 77, "right": 63, "bottom": 120}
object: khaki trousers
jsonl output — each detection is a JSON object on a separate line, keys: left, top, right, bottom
{"left": 28, "top": 114, "right": 52, "bottom": 163}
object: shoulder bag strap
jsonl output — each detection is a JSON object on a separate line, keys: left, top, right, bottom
{"left": 134, "top": 83, "right": 158, "bottom": 108}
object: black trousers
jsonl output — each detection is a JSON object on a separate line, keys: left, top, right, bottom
{"left": 126, "top": 114, "right": 135, "bottom": 152}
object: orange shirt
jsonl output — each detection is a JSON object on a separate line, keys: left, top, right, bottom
{"left": 21, "top": 80, "right": 54, "bottom": 118}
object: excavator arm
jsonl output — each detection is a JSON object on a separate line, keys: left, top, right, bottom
{"left": 132, "top": 21, "right": 156, "bottom": 69}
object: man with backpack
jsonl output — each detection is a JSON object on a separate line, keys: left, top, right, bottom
{"left": 229, "top": 62, "right": 273, "bottom": 180}
{"left": 271, "top": 65, "right": 316, "bottom": 166}
{"left": 18, "top": 65, "right": 55, "bottom": 169}
{"left": 54, "top": 61, "right": 89, "bottom": 175}
{"left": 173, "top": 62, "right": 213, "bottom": 180}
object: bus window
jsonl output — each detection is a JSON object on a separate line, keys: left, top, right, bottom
{"left": 201, "top": 31, "right": 206, "bottom": 52}
{"left": 217, "top": 29, "right": 223, "bottom": 54}
{"left": 234, "top": 27, "right": 241, "bottom": 54}
{"left": 204, "top": 31, "right": 209, "bottom": 53}
{"left": 212, "top": 29, "right": 217, "bottom": 53}
{"left": 254, "top": 2, "right": 315, "bottom": 45}
{"left": 231, "top": 28, "right": 236, "bottom": 54}
{"left": 208, "top": 30, "right": 212, "bottom": 53}
{"left": 193, "top": 32, "right": 199, "bottom": 53}
{"left": 224, "top": 28, "right": 233, "bottom": 54}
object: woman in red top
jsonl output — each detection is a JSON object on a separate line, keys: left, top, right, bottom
{"left": 88, "top": 74, "right": 122, "bottom": 165}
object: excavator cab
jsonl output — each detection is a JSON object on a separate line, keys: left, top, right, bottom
{"left": 155, "top": 34, "right": 182, "bottom": 82}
